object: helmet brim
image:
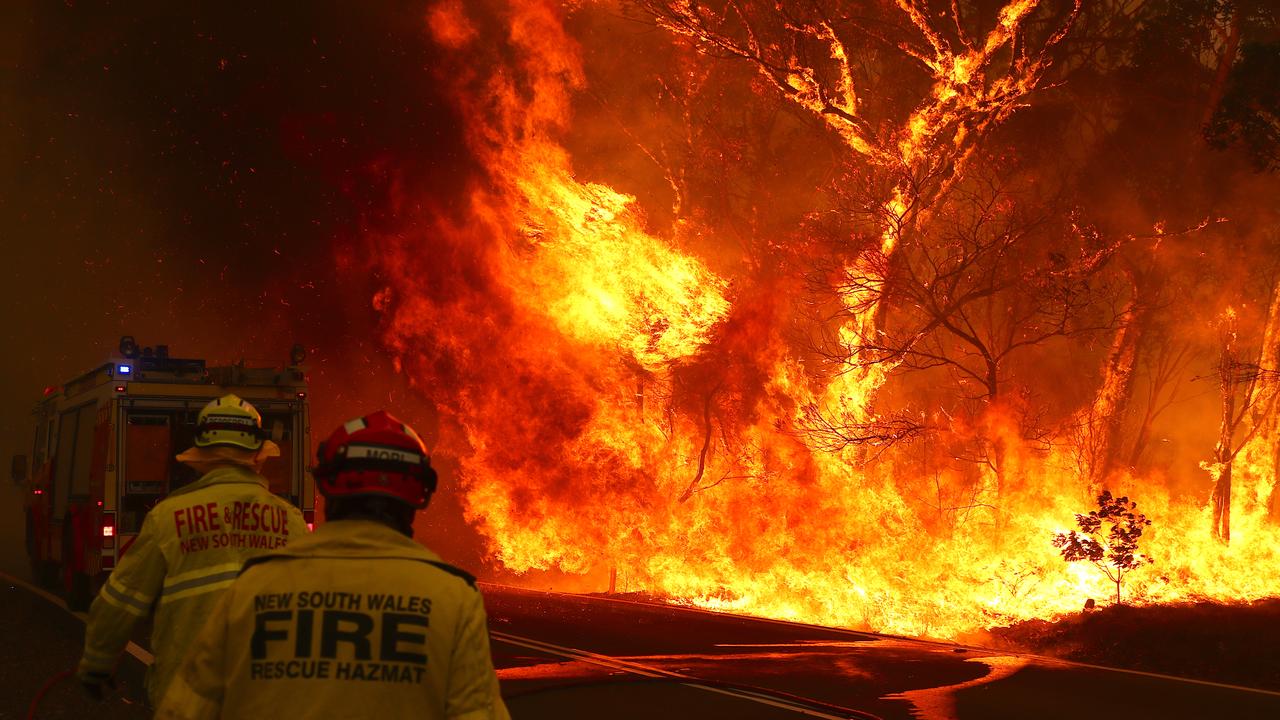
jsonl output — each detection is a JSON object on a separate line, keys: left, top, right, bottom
{"left": 176, "top": 440, "right": 280, "bottom": 467}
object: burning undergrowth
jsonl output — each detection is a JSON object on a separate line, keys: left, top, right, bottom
{"left": 368, "top": 0, "right": 1280, "bottom": 638}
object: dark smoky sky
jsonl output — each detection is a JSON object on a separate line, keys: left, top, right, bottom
{"left": 0, "top": 2, "right": 489, "bottom": 565}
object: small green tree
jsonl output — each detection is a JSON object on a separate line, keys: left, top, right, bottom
{"left": 1053, "top": 491, "right": 1153, "bottom": 605}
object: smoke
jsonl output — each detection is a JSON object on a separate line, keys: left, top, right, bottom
{"left": 0, "top": 1, "right": 488, "bottom": 566}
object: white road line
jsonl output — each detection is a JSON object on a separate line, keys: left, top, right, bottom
{"left": 1, "top": 570, "right": 154, "bottom": 665}
{"left": 491, "top": 629, "right": 878, "bottom": 720}
{"left": 1032, "top": 657, "right": 1280, "bottom": 698}
{"left": 481, "top": 583, "right": 1280, "bottom": 698}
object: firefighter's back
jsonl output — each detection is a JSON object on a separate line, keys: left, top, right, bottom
{"left": 213, "top": 519, "right": 498, "bottom": 719}
{"left": 145, "top": 465, "right": 305, "bottom": 700}
{"left": 82, "top": 392, "right": 308, "bottom": 707}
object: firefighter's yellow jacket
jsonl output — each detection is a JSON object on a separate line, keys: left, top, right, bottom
{"left": 155, "top": 519, "right": 511, "bottom": 720}
{"left": 79, "top": 465, "right": 307, "bottom": 704}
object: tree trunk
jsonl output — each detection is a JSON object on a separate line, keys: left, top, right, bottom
{"left": 1082, "top": 271, "right": 1142, "bottom": 490}
{"left": 989, "top": 433, "right": 1009, "bottom": 536}
{"left": 1269, "top": 472, "right": 1280, "bottom": 523}
{"left": 985, "top": 366, "right": 1006, "bottom": 504}
{"left": 1128, "top": 401, "right": 1156, "bottom": 470}
{"left": 1201, "top": 11, "right": 1243, "bottom": 129}
{"left": 1212, "top": 321, "right": 1237, "bottom": 543}
{"left": 1237, "top": 277, "right": 1280, "bottom": 521}
{"left": 679, "top": 387, "right": 718, "bottom": 502}
{"left": 1212, "top": 459, "right": 1233, "bottom": 543}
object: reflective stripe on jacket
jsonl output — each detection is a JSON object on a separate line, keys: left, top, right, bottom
{"left": 79, "top": 465, "right": 307, "bottom": 704}
{"left": 155, "top": 519, "right": 511, "bottom": 720}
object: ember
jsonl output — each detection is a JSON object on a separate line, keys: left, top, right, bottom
{"left": 371, "top": 1, "right": 1280, "bottom": 638}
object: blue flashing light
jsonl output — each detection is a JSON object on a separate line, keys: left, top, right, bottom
{"left": 117, "top": 364, "right": 132, "bottom": 375}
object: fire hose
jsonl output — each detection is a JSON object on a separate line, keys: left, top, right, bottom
{"left": 25, "top": 668, "right": 74, "bottom": 720}
{"left": 26, "top": 665, "right": 131, "bottom": 720}
{"left": 1, "top": 570, "right": 148, "bottom": 719}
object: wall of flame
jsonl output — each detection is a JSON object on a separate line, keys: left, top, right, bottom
{"left": 362, "top": 0, "right": 1280, "bottom": 638}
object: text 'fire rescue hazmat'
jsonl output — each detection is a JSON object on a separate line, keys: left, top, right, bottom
{"left": 156, "top": 411, "right": 511, "bottom": 720}
{"left": 79, "top": 394, "right": 307, "bottom": 705}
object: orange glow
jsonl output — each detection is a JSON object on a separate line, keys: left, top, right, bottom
{"left": 372, "top": 0, "right": 1280, "bottom": 642}
{"left": 426, "top": 0, "right": 477, "bottom": 49}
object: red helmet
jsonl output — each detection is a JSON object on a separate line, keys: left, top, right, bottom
{"left": 314, "top": 411, "right": 437, "bottom": 508}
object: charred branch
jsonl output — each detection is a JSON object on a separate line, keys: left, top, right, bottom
{"left": 796, "top": 405, "right": 927, "bottom": 453}
{"left": 679, "top": 382, "right": 723, "bottom": 502}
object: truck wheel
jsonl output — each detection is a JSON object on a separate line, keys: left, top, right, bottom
{"left": 67, "top": 571, "right": 93, "bottom": 612}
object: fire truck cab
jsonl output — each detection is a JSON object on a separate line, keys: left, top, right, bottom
{"left": 18, "top": 337, "right": 314, "bottom": 610}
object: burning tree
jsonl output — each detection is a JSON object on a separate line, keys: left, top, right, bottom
{"left": 636, "top": 0, "right": 1084, "bottom": 387}
{"left": 1053, "top": 490, "right": 1153, "bottom": 606}
{"left": 1071, "top": 224, "right": 1210, "bottom": 492}
{"left": 1124, "top": 322, "right": 1193, "bottom": 473}
{"left": 633, "top": 1, "right": 1095, "bottom": 502}
{"left": 817, "top": 166, "right": 1123, "bottom": 489}
{"left": 635, "top": 0, "right": 1082, "bottom": 202}
{"left": 1204, "top": 305, "right": 1280, "bottom": 542}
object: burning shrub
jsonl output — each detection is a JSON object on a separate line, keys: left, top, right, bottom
{"left": 1053, "top": 491, "right": 1154, "bottom": 606}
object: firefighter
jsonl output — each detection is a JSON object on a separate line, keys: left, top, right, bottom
{"left": 78, "top": 394, "right": 307, "bottom": 705}
{"left": 156, "top": 411, "right": 510, "bottom": 720}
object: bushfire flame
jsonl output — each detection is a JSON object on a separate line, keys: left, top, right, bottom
{"left": 372, "top": 0, "right": 1280, "bottom": 639}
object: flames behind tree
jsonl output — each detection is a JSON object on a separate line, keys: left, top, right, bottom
{"left": 372, "top": 0, "right": 1280, "bottom": 638}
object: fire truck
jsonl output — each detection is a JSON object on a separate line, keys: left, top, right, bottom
{"left": 17, "top": 337, "right": 315, "bottom": 611}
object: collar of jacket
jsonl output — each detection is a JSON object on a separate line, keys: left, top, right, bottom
{"left": 167, "top": 464, "right": 268, "bottom": 498}
{"left": 279, "top": 519, "right": 443, "bottom": 563}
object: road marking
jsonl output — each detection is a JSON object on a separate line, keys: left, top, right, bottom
{"left": 12, "top": 571, "right": 1277, "bottom": 705}
{"left": 491, "top": 629, "right": 882, "bottom": 720}
{"left": 0, "top": 570, "right": 154, "bottom": 665}
{"left": 483, "top": 583, "right": 1280, "bottom": 698}
{"left": 1031, "top": 656, "right": 1280, "bottom": 698}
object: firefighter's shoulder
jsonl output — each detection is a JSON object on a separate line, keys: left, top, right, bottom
{"left": 422, "top": 559, "right": 477, "bottom": 589}
{"left": 239, "top": 551, "right": 477, "bottom": 590}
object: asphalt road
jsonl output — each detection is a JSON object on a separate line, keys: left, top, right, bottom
{"left": 6, "top": 573, "right": 1280, "bottom": 720}
{"left": 486, "top": 586, "right": 1280, "bottom": 720}
{"left": 1, "top": 577, "right": 149, "bottom": 720}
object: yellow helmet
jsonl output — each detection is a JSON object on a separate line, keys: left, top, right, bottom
{"left": 194, "top": 394, "right": 265, "bottom": 451}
